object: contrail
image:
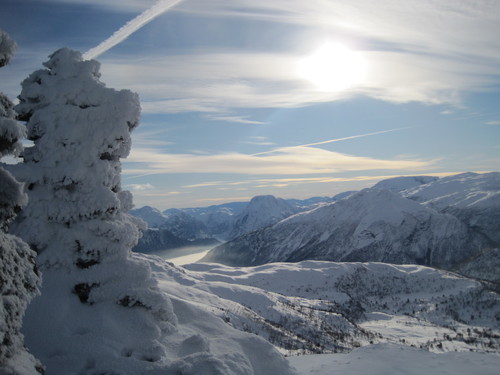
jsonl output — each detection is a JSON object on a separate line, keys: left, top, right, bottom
{"left": 83, "top": 0, "right": 185, "bottom": 60}
{"left": 252, "top": 127, "right": 411, "bottom": 156}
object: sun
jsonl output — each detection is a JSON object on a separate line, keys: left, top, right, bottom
{"left": 297, "top": 42, "right": 367, "bottom": 92}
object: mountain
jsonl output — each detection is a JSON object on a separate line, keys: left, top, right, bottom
{"left": 372, "top": 175, "right": 439, "bottom": 192}
{"left": 228, "top": 195, "right": 299, "bottom": 240}
{"left": 404, "top": 172, "right": 500, "bottom": 243}
{"left": 130, "top": 205, "right": 168, "bottom": 228}
{"left": 202, "top": 188, "right": 494, "bottom": 269}
{"left": 168, "top": 201, "right": 248, "bottom": 240}
{"left": 202, "top": 173, "right": 500, "bottom": 284}
{"left": 131, "top": 195, "right": 335, "bottom": 244}
{"left": 161, "top": 210, "right": 211, "bottom": 241}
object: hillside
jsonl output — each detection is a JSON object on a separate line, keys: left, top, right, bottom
{"left": 202, "top": 172, "right": 500, "bottom": 284}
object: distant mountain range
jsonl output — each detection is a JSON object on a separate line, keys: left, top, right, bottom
{"left": 130, "top": 194, "right": 338, "bottom": 253}
{"left": 201, "top": 172, "right": 500, "bottom": 284}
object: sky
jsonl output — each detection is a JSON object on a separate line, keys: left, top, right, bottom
{"left": 1, "top": 0, "right": 499, "bottom": 209}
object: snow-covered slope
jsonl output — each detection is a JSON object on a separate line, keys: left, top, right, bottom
{"left": 203, "top": 187, "right": 494, "bottom": 270}
{"left": 173, "top": 258, "right": 500, "bottom": 355}
{"left": 21, "top": 251, "right": 500, "bottom": 373}
{"left": 131, "top": 207, "right": 216, "bottom": 253}
{"left": 372, "top": 175, "right": 439, "bottom": 192}
{"left": 178, "top": 201, "right": 247, "bottom": 239}
{"left": 405, "top": 172, "right": 500, "bottom": 243}
{"left": 130, "top": 205, "right": 168, "bottom": 228}
{"left": 228, "top": 195, "right": 298, "bottom": 240}
{"left": 162, "top": 210, "right": 211, "bottom": 241}
{"left": 289, "top": 343, "right": 500, "bottom": 375}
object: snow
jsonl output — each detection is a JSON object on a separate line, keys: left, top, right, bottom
{"left": 2, "top": 41, "right": 498, "bottom": 374}
{"left": 372, "top": 175, "right": 439, "bottom": 193}
{"left": 0, "top": 30, "right": 16, "bottom": 67}
{"left": 203, "top": 186, "right": 490, "bottom": 270}
{"left": 11, "top": 48, "right": 296, "bottom": 374}
{"left": 0, "top": 29, "right": 42, "bottom": 375}
{"left": 130, "top": 205, "right": 169, "bottom": 228}
{"left": 288, "top": 343, "right": 500, "bottom": 375}
{"left": 229, "top": 195, "right": 298, "bottom": 239}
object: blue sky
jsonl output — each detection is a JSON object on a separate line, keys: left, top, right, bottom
{"left": 1, "top": 0, "right": 499, "bottom": 209}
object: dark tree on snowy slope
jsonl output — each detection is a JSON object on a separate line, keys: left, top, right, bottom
{"left": 0, "top": 30, "right": 42, "bottom": 375}
{"left": 11, "top": 48, "right": 177, "bottom": 373}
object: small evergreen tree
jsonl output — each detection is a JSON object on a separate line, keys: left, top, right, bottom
{"left": 0, "top": 29, "right": 43, "bottom": 375}
{"left": 12, "top": 48, "right": 177, "bottom": 373}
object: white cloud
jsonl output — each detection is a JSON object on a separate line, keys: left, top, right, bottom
{"left": 178, "top": 1, "right": 500, "bottom": 61}
{"left": 125, "top": 183, "right": 155, "bottom": 191}
{"left": 485, "top": 121, "right": 500, "bottom": 126}
{"left": 88, "top": 0, "right": 500, "bottom": 113}
{"left": 123, "top": 146, "right": 433, "bottom": 177}
{"left": 99, "top": 43, "right": 499, "bottom": 114}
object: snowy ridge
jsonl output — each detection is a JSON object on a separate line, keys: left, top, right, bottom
{"left": 203, "top": 187, "right": 494, "bottom": 270}
{"left": 130, "top": 205, "right": 169, "bottom": 228}
{"left": 372, "top": 175, "right": 439, "bottom": 192}
{"left": 203, "top": 173, "right": 500, "bottom": 284}
{"left": 228, "top": 195, "right": 298, "bottom": 240}
{"left": 405, "top": 172, "right": 500, "bottom": 243}
{"left": 131, "top": 195, "right": 334, "bottom": 250}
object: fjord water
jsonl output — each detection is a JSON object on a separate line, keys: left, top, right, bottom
{"left": 149, "top": 244, "right": 219, "bottom": 265}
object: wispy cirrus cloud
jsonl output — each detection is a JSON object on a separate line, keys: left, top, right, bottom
{"left": 99, "top": 46, "right": 499, "bottom": 115}
{"left": 124, "top": 145, "right": 433, "bottom": 177}
{"left": 182, "top": 172, "right": 462, "bottom": 191}
{"left": 125, "top": 183, "right": 156, "bottom": 191}
{"left": 88, "top": 0, "right": 500, "bottom": 114}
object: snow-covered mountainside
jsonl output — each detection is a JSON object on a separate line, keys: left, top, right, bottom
{"left": 157, "top": 256, "right": 500, "bottom": 356}
{"left": 203, "top": 187, "right": 494, "bottom": 270}
{"left": 177, "top": 201, "right": 247, "bottom": 239}
{"left": 132, "top": 227, "right": 197, "bottom": 253}
{"left": 130, "top": 205, "right": 168, "bottom": 228}
{"left": 131, "top": 209, "right": 216, "bottom": 253}
{"left": 228, "top": 195, "right": 299, "bottom": 240}
{"left": 161, "top": 209, "right": 212, "bottom": 241}
{"left": 372, "top": 175, "right": 439, "bottom": 192}
{"left": 404, "top": 172, "right": 500, "bottom": 243}
{"left": 131, "top": 195, "right": 335, "bottom": 249}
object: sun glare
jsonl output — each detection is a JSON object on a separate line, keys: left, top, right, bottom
{"left": 297, "top": 42, "right": 367, "bottom": 92}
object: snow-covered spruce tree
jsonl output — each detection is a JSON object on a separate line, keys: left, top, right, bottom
{"left": 0, "top": 30, "right": 43, "bottom": 375}
{"left": 11, "top": 48, "right": 177, "bottom": 373}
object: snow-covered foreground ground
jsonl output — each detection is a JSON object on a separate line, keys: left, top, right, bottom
{"left": 289, "top": 343, "right": 499, "bottom": 375}
{"left": 22, "top": 252, "right": 499, "bottom": 373}
{"left": 147, "top": 254, "right": 499, "bottom": 372}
